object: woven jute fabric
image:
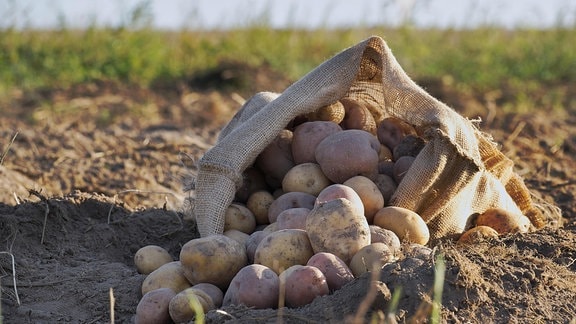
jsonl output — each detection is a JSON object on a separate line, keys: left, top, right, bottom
{"left": 188, "top": 36, "right": 552, "bottom": 239}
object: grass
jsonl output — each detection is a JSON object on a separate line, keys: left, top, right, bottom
{"left": 0, "top": 25, "right": 575, "bottom": 113}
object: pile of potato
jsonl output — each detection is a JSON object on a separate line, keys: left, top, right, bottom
{"left": 134, "top": 98, "right": 529, "bottom": 323}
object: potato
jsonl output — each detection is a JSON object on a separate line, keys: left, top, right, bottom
{"left": 315, "top": 129, "right": 380, "bottom": 183}
{"left": 280, "top": 265, "right": 329, "bottom": 308}
{"left": 224, "top": 229, "right": 250, "bottom": 246}
{"left": 305, "top": 101, "right": 346, "bottom": 124}
{"left": 457, "top": 225, "right": 499, "bottom": 245}
{"left": 235, "top": 167, "right": 268, "bottom": 203}
{"left": 340, "top": 98, "right": 377, "bottom": 134}
{"left": 191, "top": 283, "right": 224, "bottom": 308}
{"left": 254, "top": 229, "right": 314, "bottom": 274}
{"left": 378, "top": 160, "right": 396, "bottom": 178}
{"left": 369, "top": 225, "right": 401, "bottom": 256}
{"left": 373, "top": 206, "right": 430, "bottom": 245}
{"left": 315, "top": 184, "right": 364, "bottom": 216}
{"left": 392, "top": 134, "right": 426, "bottom": 161}
{"left": 402, "top": 243, "right": 433, "bottom": 260}
{"left": 474, "top": 208, "right": 530, "bottom": 234}
{"left": 393, "top": 155, "right": 415, "bottom": 183}
{"left": 168, "top": 287, "right": 215, "bottom": 323}
{"left": 246, "top": 190, "right": 275, "bottom": 225}
{"left": 141, "top": 261, "right": 191, "bottom": 295}
{"left": 179, "top": 235, "right": 248, "bottom": 290}
{"left": 245, "top": 231, "right": 269, "bottom": 263}
{"left": 134, "top": 245, "right": 173, "bottom": 275}
{"left": 379, "top": 144, "right": 393, "bottom": 162}
{"left": 256, "top": 129, "right": 295, "bottom": 188}
{"left": 276, "top": 207, "right": 310, "bottom": 230}
{"left": 306, "top": 198, "right": 371, "bottom": 264}
{"left": 282, "top": 163, "right": 332, "bottom": 196}
{"left": 343, "top": 176, "right": 385, "bottom": 224}
{"left": 135, "top": 288, "right": 176, "bottom": 324}
{"left": 306, "top": 252, "right": 354, "bottom": 291}
{"left": 349, "top": 243, "right": 395, "bottom": 277}
{"left": 292, "top": 121, "right": 342, "bottom": 164}
{"left": 262, "top": 222, "right": 279, "bottom": 234}
{"left": 224, "top": 203, "right": 256, "bottom": 234}
{"left": 373, "top": 174, "right": 397, "bottom": 204}
{"left": 268, "top": 191, "right": 316, "bottom": 223}
{"left": 376, "top": 117, "right": 417, "bottom": 149}
{"left": 223, "top": 264, "right": 280, "bottom": 309}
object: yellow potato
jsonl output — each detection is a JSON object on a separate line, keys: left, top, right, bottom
{"left": 373, "top": 206, "right": 430, "bottom": 245}
{"left": 306, "top": 198, "right": 371, "bottom": 264}
{"left": 224, "top": 203, "right": 256, "bottom": 234}
{"left": 224, "top": 229, "right": 250, "bottom": 246}
{"left": 179, "top": 235, "right": 247, "bottom": 290}
{"left": 168, "top": 287, "right": 215, "bottom": 323}
{"left": 474, "top": 208, "right": 530, "bottom": 234}
{"left": 141, "top": 261, "right": 191, "bottom": 296}
{"left": 457, "top": 226, "right": 499, "bottom": 245}
{"left": 254, "top": 229, "right": 314, "bottom": 275}
{"left": 246, "top": 190, "right": 275, "bottom": 225}
{"left": 349, "top": 243, "right": 395, "bottom": 277}
{"left": 134, "top": 245, "right": 173, "bottom": 275}
{"left": 282, "top": 163, "right": 332, "bottom": 196}
{"left": 343, "top": 176, "right": 385, "bottom": 224}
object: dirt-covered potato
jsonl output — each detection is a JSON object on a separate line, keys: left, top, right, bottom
{"left": 276, "top": 207, "right": 310, "bottom": 230}
{"left": 340, "top": 98, "right": 377, "bottom": 134}
{"left": 179, "top": 235, "right": 248, "bottom": 290}
{"left": 349, "top": 243, "right": 395, "bottom": 277}
{"left": 392, "top": 134, "right": 426, "bottom": 160}
{"left": 267, "top": 191, "right": 316, "bottom": 223}
{"left": 402, "top": 243, "right": 433, "bottom": 260}
{"left": 245, "top": 231, "right": 269, "bottom": 263}
{"left": 292, "top": 121, "right": 342, "bottom": 164}
{"left": 141, "top": 261, "right": 191, "bottom": 295}
{"left": 168, "top": 287, "right": 215, "bottom": 323}
{"left": 191, "top": 283, "right": 224, "bottom": 308}
{"left": 134, "top": 245, "right": 173, "bottom": 275}
{"left": 376, "top": 117, "right": 417, "bottom": 149}
{"left": 224, "top": 229, "right": 250, "bottom": 246}
{"left": 254, "top": 229, "right": 314, "bottom": 275}
{"left": 474, "top": 208, "right": 531, "bottom": 234}
{"left": 280, "top": 265, "right": 329, "bottom": 308}
{"left": 373, "top": 206, "right": 430, "bottom": 245}
{"left": 235, "top": 167, "right": 268, "bottom": 203}
{"left": 305, "top": 101, "right": 346, "bottom": 124}
{"left": 315, "top": 129, "right": 380, "bottom": 183}
{"left": 306, "top": 198, "right": 371, "bottom": 263}
{"left": 373, "top": 174, "right": 397, "bottom": 204}
{"left": 223, "top": 264, "right": 280, "bottom": 309}
{"left": 282, "top": 163, "right": 332, "bottom": 196}
{"left": 224, "top": 203, "right": 256, "bottom": 234}
{"left": 306, "top": 252, "right": 354, "bottom": 291}
{"left": 369, "top": 225, "right": 401, "bottom": 256}
{"left": 457, "top": 225, "right": 499, "bottom": 245}
{"left": 343, "top": 176, "right": 385, "bottom": 223}
{"left": 246, "top": 190, "right": 275, "bottom": 225}
{"left": 315, "top": 184, "right": 364, "bottom": 216}
{"left": 393, "top": 155, "right": 415, "bottom": 183}
{"left": 135, "top": 288, "right": 176, "bottom": 324}
{"left": 256, "top": 129, "right": 295, "bottom": 188}
{"left": 378, "top": 160, "right": 396, "bottom": 178}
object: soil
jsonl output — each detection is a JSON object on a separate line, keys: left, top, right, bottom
{"left": 1, "top": 63, "right": 575, "bottom": 323}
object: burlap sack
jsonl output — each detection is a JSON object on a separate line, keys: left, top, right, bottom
{"left": 188, "top": 36, "right": 552, "bottom": 239}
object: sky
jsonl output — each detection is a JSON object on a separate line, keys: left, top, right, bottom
{"left": 1, "top": 0, "right": 575, "bottom": 30}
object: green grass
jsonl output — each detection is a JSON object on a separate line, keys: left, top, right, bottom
{"left": 1, "top": 25, "right": 575, "bottom": 112}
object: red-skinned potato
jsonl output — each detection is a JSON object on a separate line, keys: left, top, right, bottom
{"left": 306, "top": 252, "right": 354, "bottom": 291}
{"left": 343, "top": 176, "right": 385, "bottom": 224}
{"left": 268, "top": 191, "right": 316, "bottom": 223}
{"left": 373, "top": 174, "right": 397, "bottom": 204}
{"left": 276, "top": 207, "right": 310, "bottom": 230}
{"left": 134, "top": 245, "right": 173, "bottom": 275}
{"left": 282, "top": 163, "right": 332, "bottom": 196}
{"left": 315, "top": 129, "right": 380, "bottom": 183}
{"left": 373, "top": 206, "right": 430, "bottom": 245}
{"left": 340, "top": 98, "right": 377, "bottom": 134}
{"left": 223, "top": 264, "right": 280, "bottom": 309}
{"left": 254, "top": 229, "right": 314, "bottom": 275}
{"left": 256, "top": 129, "right": 295, "bottom": 188}
{"left": 306, "top": 198, "right": 371, "bottom": 264}
{"left": 393, "top": 155, "right": 415, "bottom": 183}
{"left": 179, "top": 235, "right": 248, "bottom": 290}
{"left": 280, "top": 265, "right": 329, "bottom": 308}
{"left": 292, "top": 121, "right": 342, "bottom": 164}
{"left": 245, "top": 231, "right": 269, "bottom": 264}
{"left": 376, "top": 117, "right": 417, "bottom": 149}
{"left": 141, "top": 261, "right": 191, "bottom": 296}
{"left": 315, "top": 184, "right": 364, "bottom": 217}
{"left": 135, "top": 288, "right": 176, "bottom": 324}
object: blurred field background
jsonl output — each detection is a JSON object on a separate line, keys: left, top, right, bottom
{"left": 1, "top": 0, "right": 575, "bottom": 118}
